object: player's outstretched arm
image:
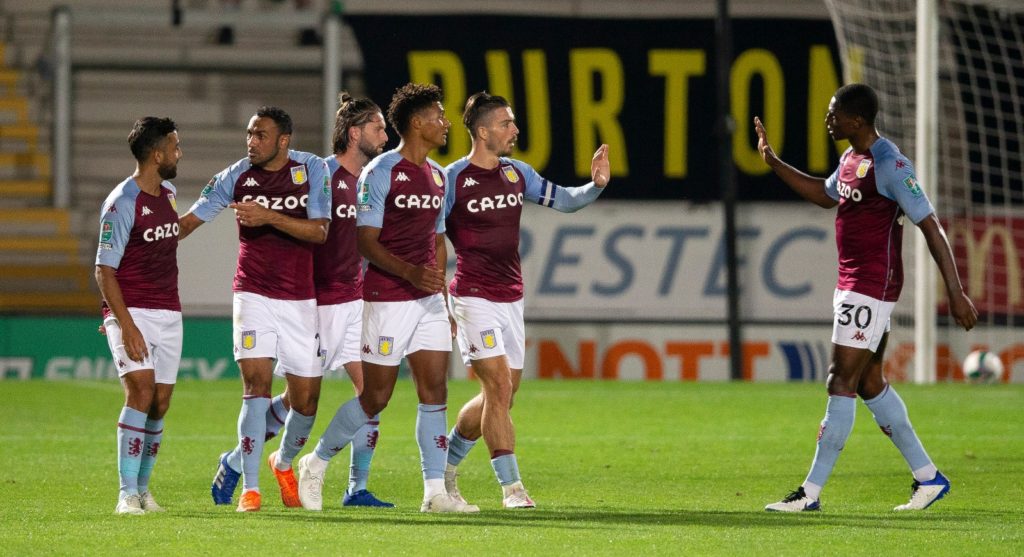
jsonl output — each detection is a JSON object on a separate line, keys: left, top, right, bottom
{"left": 917, "top": 214, "right": 978, "bottom": 330}
{"left": 357, "top": 226, "right": 444, "bottom": 293}
{"left": 754, "top": 116, "right": 836, "bottom": 209}
{"left": 95, "top": 265, "right": 149, "bottom": 362}
{"left": 229, "top": 201, "right": 328, "bottom": 244}
{"left": 178, "top": 212, "right": 204, "bottom": 241}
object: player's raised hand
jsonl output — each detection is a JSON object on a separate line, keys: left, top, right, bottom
{"left": 230, "top": 201, "right": 276, "bottom": 228}
{"left": 407, "top": 264, "right": 446, "bottom": 294}
{"left": 591, "top": 144, "right": 610, "bottom": 187}
{"left": 753, "top": 117, "right": 778, "bottom": 166}
{"left": 950, "top": 291, "right": 979, "bottom": 331}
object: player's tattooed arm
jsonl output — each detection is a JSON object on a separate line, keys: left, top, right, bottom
{"left": 917, "top": 214, "right": 978, "bottom": 331}
{"left": 754, "top": 116, "right": 836, "bottom": 209}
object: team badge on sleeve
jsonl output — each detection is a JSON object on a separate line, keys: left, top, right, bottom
{"left": 322, "top": 174, "right": 330, "bottom": 196}
{"left": 357, "top": 182, "right": 370, "bottom": 209}
{"left": 481, "top": 329, "right": 497, "bottom": 349}
{"left": 168, "top": 192, "right": 177, "bottom": 211}
{"left": 291, "top": 165, "right": 308, "bottom": 185}
{"left": 856, "top": 159, "right": 872, "bottom": 178}
{"left": 378, "top": 336, "right": 394, "bottom": 356}
{"left": 903, "top": 175, "right": 923, "bottom": 197}
{"left": 201, "top": 178, "right": 215, "bottom": 198}
{"left": 100, "top": 221, "right": 113, "bottom": 242}
{"left": 431, "top": 168, "right": 444, "bottom": 188}
{"left": 502, "top": 165, "right": 519, "bottom": 183}
{"left": 241, "top": 330, "right": 256, "bottom": 350}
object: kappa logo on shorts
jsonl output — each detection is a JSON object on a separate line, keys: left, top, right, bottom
{"left": 851, "top": 330, "right": 867, "bottom": 342}
{"left": 481, "top": 329, "right": 497, "bottom": 349}
{"left": 241, "top": 330, "right": 256, "bottom": 350}
{"left": 378, "top": 336, "right": 394, "bottom": 356}
{"left": 362, "top": 344, "right": 372, "bottom": 355}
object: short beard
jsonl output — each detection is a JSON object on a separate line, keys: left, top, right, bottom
{"left": 358, "top": 138, "right": 382, "bottom": 160}
{"left": 158, "top": 163, "right": 177, "bottom": 180}
{"left": 250, "top": 146, "right": 279, "bottom": 168}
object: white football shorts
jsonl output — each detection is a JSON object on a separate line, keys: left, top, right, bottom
{"left": 450, "top": 295, "right": 525, "bottom": 370}
{"left": 831, "top": 288, "right": 895, "bottom": 352}
{"left": 315, "top": 298, "right": 363, "bottom": 373}
{"left": 103, "top": 307, "right": 182, "bottom": 384}
{"left": 361, "top": 293, "right": 451, "bottom": 366}
{"left": 233, "top": 292, "right": 320, "bottom": 377}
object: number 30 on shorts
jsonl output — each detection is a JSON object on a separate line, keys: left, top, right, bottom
{"left": 837, "top": 303, "right": 872, "bottom": 329}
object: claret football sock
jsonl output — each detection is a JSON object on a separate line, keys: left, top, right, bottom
{"left": 864, "top": 385, "right": 937, "bottom": 482}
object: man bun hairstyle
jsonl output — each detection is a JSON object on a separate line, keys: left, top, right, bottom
{"left": 462, "top": 91, "right": 510, "bottom": 139}
{"left": 333, "top": 91, "right": 381, "bottom": 153}
{"left": 128, "top": 116, "right": 177, "bottom": 163}
{"left": 834, "top": 83, "right": 879, "bottom": 125}
{"left": 255, "top": 105, "right": 293, "bottom": 135}
{"left": 387, "top": 83, "right": 443, "bottom": 136}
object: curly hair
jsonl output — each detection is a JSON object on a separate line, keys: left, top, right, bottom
{"left": 128, "top": 116, "right": 177, "bottom": 163}
{"left": 254, "top": 105, "right": 293, "bottom": 135}
{"left": 332, "top": 92, "right": 382, "bottom": 153}
{"left": 386, "top": 83, "right": 443, "bottom": 136}
{"left": 462, "top": 91, "right": 510, "bottom": 139}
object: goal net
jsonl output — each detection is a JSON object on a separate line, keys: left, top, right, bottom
{"left": 823, "top": 0, "right": 1024, "bottom": 383}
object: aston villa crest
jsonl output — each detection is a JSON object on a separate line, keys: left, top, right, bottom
{"left": 502, "top": 165, "right": 519, "bottom": 183}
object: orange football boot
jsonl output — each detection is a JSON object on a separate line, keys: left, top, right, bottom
{"left": 236, "top": 489, "right": 261, "bottom": 512}
{"left": 268, "top": 450, "right": 301, "bottom": 508}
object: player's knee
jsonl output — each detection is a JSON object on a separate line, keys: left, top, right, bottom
{"left": 360, "top": 393, "right": 388, "bottom": 416}
{"left": 150, "top": 399, "right": 171, "bottom": 420}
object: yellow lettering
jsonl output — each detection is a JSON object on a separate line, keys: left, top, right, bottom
{"left": 731, "top": 48, "right": 784, "bottom": 175}
{"left": 485, "top": 50, "right": 552, "bottom": 170}
{"left": 408, "top": 51, "right": 467, "bottom": 166}
{"left": 807, "top": 45, "right": 847, "bottom": 172}
{"left": 570, "top": 48, "right": 628, "bottom": 177}
{"left": 649, "top": 50, "right": 706, "bottom": 178}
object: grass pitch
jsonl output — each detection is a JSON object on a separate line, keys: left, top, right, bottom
{"left": 1, "top": 380, "right": 1021, "bottom": 555}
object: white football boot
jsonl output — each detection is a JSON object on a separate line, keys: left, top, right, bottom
{"left": 894, "top": 471, "right": 950, "bottom": 511}
{"left": 296, "top": 453, "right": 327, "bottom": 511}
{"left": 501, "top": 481, "right": 536, "bottom": 509}
{"left": 420, "top": 492, "right": 480, "bottom": 513}
{"left": 444, "top": 464, "right": 470, "bottom": 505}
{"left": 139, "top": 491, "right": 165, "bottom": 512}
{"left": 764, "top": 486, "right": 821, "bottom": 512}
{"left": 115, "top": 493, "right": 146, "bottom": 515}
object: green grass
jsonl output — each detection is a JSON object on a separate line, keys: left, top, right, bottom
{"left": 1, "top": 380, "right": 1022, "bottom": 555}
